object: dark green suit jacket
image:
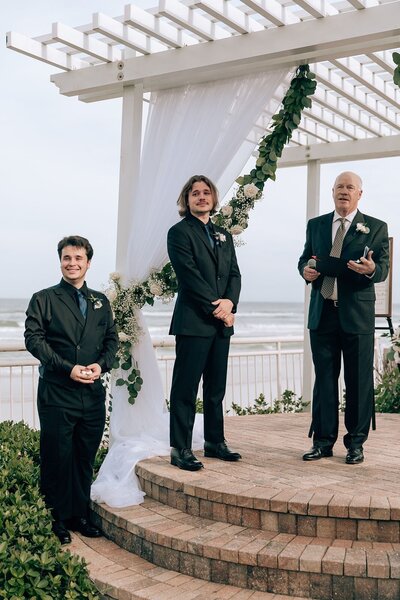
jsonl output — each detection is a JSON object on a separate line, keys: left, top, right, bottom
{"left": 167, "top": 214, "right": 241, "bottom": 337}
{"left": 298, "top": 210, "right": 389, "bottom": 334}
{"left": 25, "top": 279, "right": 118, "bottom": 406}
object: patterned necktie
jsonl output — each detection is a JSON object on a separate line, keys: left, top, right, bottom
{"left": 75, "top": 289, "right": 87, "bottom": 318}
{"left": 320, "top": 217, "right": 346, "bottom": 299}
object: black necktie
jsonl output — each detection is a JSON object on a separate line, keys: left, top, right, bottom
{"left": 75, "top": 290, "right": 87, "bottom": 318}
{"left": 204, "top": 223, "right": 215, "bottom": 250}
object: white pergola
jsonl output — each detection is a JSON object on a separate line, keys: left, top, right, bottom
{"left": 7, "top": 0, "right": 400, "bottom": 400}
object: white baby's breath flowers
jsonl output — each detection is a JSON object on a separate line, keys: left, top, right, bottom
{"left": 118, "top": 332, "right": 130, "bottom": 342}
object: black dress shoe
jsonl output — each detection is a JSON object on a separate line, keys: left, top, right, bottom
{"left": 171, "top": 448, "right": 204, "bottom": 471}
{"left": 303, "top": 446, "right": 333, "bottom": 461}
{"left": 52, "top": 520, "right": 71, "bottom": 545}
{"left": 345, "top": 448, "right": 364, "bottom": 464}
{"left": 69, "top": 517, "right": 102, "bottom": 537}
{"left": 204, "top": 441, "right": 241, "bottom": 461}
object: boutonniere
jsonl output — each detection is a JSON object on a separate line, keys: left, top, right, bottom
{"left": 213, "top": 232, "right": 226, "bottom": 245}
{"left": 88, "top": 294, "right": 103, "bottom": 309}
{"left": 356, "top": 222, "right": 370, "bottom": 234}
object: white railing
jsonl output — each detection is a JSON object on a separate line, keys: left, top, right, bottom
{"left": 152, "top": 336, "right": 304, "bottom": 413}
{"left": 0, "top": 337, "right": 304, "bottom": 428}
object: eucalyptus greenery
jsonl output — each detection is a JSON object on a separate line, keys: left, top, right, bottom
{"left": 213, "top": 65, "right": 317, "bottom": 233}
{"left": 393, "top": 52, "right": 400, "bottom": 87}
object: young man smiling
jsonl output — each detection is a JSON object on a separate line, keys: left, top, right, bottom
{"left": 167, "top": 175, "right": 242, "bottom": 471}
{"left": 25, "top": 235, "right": 118, "bottom": 544}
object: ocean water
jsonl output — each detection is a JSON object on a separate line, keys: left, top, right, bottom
{"left": 1, "top": 297, "right": 399, "bottom": 346}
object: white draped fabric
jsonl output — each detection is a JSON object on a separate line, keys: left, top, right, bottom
{"left": 91, "top": 69, "right": 290, "bottom": 508}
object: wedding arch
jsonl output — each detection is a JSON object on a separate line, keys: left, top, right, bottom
{"left": 7, "top": 0, "right": 400, "bottom": 505}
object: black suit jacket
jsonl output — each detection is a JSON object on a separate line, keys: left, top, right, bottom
{"left": 298, "top": 210, "right": 389, "bottom": 334}
{"left": 167, "top": 214, "right": 241, "bottom": 337}
{"left": 25, "top": 279, "right": 118, "bottom": 406}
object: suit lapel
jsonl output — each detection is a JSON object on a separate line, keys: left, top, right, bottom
{"left": 319, "top": 213, "right": 334, "bottom": 256}
{"left": 342, "top": 210, "right": 365, "bottom": 251}
{"left": 186, "top": 218, "right": 217, "bottom": 263}
{"left": 54, "top": 286, "right": 86, "bottom": 327}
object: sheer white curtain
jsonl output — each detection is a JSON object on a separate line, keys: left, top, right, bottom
{"left": 91, "top": 68, "right": 290, "bottom": 508}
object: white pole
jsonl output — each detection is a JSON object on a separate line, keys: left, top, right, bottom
{"left": 302, "top": 159, "right": 321, "bottom": 409}
{"left": 116, "top": 84, "right": 143, "bottom": 273}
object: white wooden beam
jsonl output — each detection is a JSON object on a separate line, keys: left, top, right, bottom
{"left": 240, "top": 0, "right": 298, "bottom": 27}
{"left": 51, "top": 22, "right": 121, "bottom": 63}
{"left": 124, "top": 3, "right": 196, "bottom": 48}
{"left": 6, "top": 31, "right": 89, "bottom": 71}
{"left": 188, "top": 0, "right": 264, "bottom": 34}
{"left": 302, "top": 159, "right": 320, "bottom": 410}
{"left": 279, "top": 134, "right": 400, "bottom": 167}
{"left": 312, "top": 94, "right": 381, "bottom": 137}
{"left": 293, "top": 0, "right": 338, "bottom": 19}
{"left": 92, "top": 13, "right": 165, "bottom": 55}
{"left": 50, "top": 3, "right": 400, "bottom": 98}
{"left": 116, "top": 84, "right": 143, "bottom": 273}
{"left": 314, "top": 64, "right": 400, "bottom": 132}
{"left": 331, "top": 57, "right": 400, "bottom": 111}
{"left": 158, "top": 0, "right": 230, "bottom": 41}
{"left": 303, "top": 108, "right": 358, "bottom": 140}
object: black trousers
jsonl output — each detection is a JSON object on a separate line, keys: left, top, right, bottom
{"left": 309, "top": 301, "right": 374, "bottom": 449}
{"left": 169, "top": 333, "right": 230, "bottom": 449}
{"left": 38, "top": 399, "right": 105, "bottom": 521}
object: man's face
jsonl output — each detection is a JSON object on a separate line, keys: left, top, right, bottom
{"left": 332, "top": 173, "right": 362, "bottom": 216}
{"left": 187, "top": 181, "right": 214, "bottom": 218}
{"left": 60, "top": 245, "right": 90, "bottom": 288}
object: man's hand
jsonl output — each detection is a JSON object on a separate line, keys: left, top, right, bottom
{"left": 223, "top": 314, "right": 235, "bottom": 328}
{"left": 212, "top": 298, "right": 233, "bottom": 320}
{"left": 70, "top": 364, "right": 101, "bottom": 383}
{"left": 347, "top": 250, "right": 375, "bottom": 276}
{"left": 86, "top": 363, "right": 102, "bottom": 380}
{"left": 303, "top": 266, "right": 320, "bottom": 282}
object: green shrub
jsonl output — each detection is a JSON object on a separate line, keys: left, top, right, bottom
{"left": 0, "top": 421, "right": 100, "bottom": 599}
{"left": 230, "top": 390, "right": 308, "bottom": 415}
{"left": 375, "top": 367, "right": 400, "bottom": 413}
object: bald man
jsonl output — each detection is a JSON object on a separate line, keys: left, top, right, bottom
{"left": 298, "top": 172, "right": 389, "bottom": 464}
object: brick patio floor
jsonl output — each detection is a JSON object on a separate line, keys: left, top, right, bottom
{"left": 72, "top": 414, "right": 400, "bottom": 599}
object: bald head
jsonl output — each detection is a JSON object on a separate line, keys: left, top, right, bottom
{"left": 332, "top": 171, "right": 363, "bottom": 217}
{"left": 333, "top": 171, "right": 362, "bottom": 190}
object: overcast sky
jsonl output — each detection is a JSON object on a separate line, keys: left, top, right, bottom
{"left": 2, "top": 1, "right": 399, "bottom": 305}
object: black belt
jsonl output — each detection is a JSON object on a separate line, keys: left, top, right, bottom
{"left": 325, "top": 299, "right": 339, "bottom": 307}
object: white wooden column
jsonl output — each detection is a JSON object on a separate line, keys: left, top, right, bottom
{"left": 116, "top": 84, "right": 143, "bottom": 273}
{"left": 302, "top": 159, "right": 321, "bottom": 408}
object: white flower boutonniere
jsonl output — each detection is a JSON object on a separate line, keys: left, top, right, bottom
{"left": 89, "top": 294, "right": 103, "bottom": 309}
{"left": 356, "top": 222, "right": 370, "bottom": 234}
{"left": 214, "top": 232, "right": 226, "bottom": 245}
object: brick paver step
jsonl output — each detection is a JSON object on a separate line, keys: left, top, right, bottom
{"left": 134, "top": 414, "right": 400, "bottom": 542}
{"left": 91, "top": 497, "right": 400, "bottom": 599}
{"left": 70, "top": 531, "right": 316, "bottom": 600}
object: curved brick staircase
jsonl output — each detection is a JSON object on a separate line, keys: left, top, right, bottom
{"left": 76, "top": 414, "right": 400, "bottom": 600}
